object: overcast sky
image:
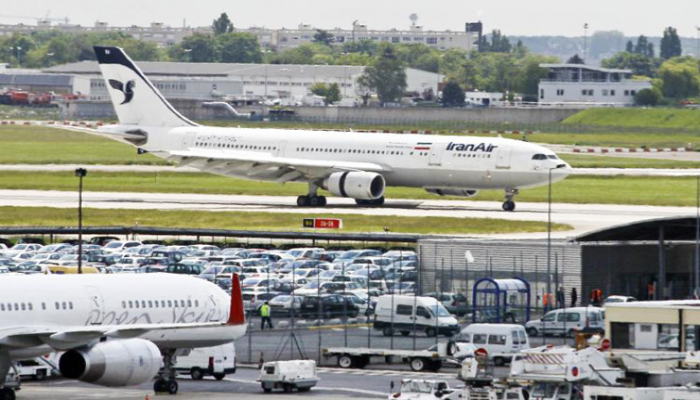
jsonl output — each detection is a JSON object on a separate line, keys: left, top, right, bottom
{"left": 2, "top": 0, "right": 699, "bottom": 38}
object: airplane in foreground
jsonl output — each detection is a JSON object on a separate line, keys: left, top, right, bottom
{"left": 0, "top": 273, "right": 245, "bottom": 398}
{"left": 69, "top": 46, "right": 571, "bottom": 211}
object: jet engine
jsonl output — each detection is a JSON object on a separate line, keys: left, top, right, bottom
{"left": 324, "top": 171, "right": 385, "bottom": 200}
{"left": 425, "top": 188, "right": 478, "bottom": 197}
{"left": 59, "top": 338, "right": 162, "bottom": 387}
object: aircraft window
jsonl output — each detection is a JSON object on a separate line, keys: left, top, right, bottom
{"left": 69, "top": 302, "right": 73, "bottom": 310}
{"left": 54, "top": 302, "right": 59, "bottom": 310}
{"left": 188, "top": 300, "right": 192, "bottom": 307}
{"left": 13, "top": 303, "right": 18, "bottom": 311}
{"left": 20, "top": 303, "right": 25, "bottom": 311}
{"left": 154, "top": 301, "right": 159, "bottom": 308}
{"left": 135, "top": 301, "right": 140, "bottom": 309}
{"left": 173, "top": 300, "right": 178, "bottom": 308}
{"left": 0, "top": 304, "right": 4, "bottom": 311}
{"left": 62, "top": 302, "right": 67, "bottom": 310}
{"left": 547, "top": 155, "right": 559, "bottom": 160}
{"left": 128, "top": 301, "right": 133, "bottom": 308}
{"left": 141, "top": 301, "right": 146, "bottom": 308}
{"left": 167, "top": 300, "right": 172, "bottom": 308}
{"left": 161, "top": 300, "right": 166, "bottom": 307}
{"left": 41, "top": 302, "right": 46, "bottom": 310}
{"left": 195, "top": 300, "right": 199, "bottom": 307}
{"left": 8, "top": 303, "right": 12, "bottom": 311}
{"left": 180, "top": 300, "right": 186, "bottom": 307}
{"left": 148, "top": 300, "right": 153, "bottom": 308}
{"left": 28, "top": 303, "right": 33, "bottom": 311}
{"left": 122, "top": 301, "right": 126, "bottom": 309}
{"left": 532, "top": 154, "right": 547, "bottom": 160}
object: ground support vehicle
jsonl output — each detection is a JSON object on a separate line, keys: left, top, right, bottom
{"left": 258, "top": 360, "right": 318, "bottom": 393}
{"left": 175, "top": 343, "right": 236, "bottom": 380}
{"left": 323, "top": 342, "right": 474, "bottom": 372}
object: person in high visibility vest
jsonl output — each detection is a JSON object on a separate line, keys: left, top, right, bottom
{"left": 260, "top": 301, "right": 273, "bottom": 330}
{"left": 543, "top": 292, "right": 549, "bottom": 310}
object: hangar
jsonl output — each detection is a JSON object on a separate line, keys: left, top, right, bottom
{"left": 417, "top": 216, "right": 700, "bottom": 309}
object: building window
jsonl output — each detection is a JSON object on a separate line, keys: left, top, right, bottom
{"left": 556, "top": 89, "right": 564, "bottom": 96}
{"left": 540, "top": 89, "right": 544, "bottom": 100}
{"left": 610, "top": 90, "right": 616, "bottom": 96}
{"left": 630, "top": 90, "right": 636, "bottom": 96}
{"left": 392, "top": 37, "right": 400, "bottom": 43}
{"left": 602, "top": 89, "right": 609, "bottom": 96}
{"left": 624, "top": 90, "right": 630, "bottom": 96}
{"left": 427, "top": 37, "right": 437, "bottom": 44}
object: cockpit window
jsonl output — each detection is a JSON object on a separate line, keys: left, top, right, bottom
{"left": 547, "top": 155, "right": 559, "bottom": 160}
{"left": 532, "top": 154, "right": 547, "bottom": 160}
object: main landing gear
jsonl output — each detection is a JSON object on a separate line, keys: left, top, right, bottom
{"left": 296, "top": 182, "right": 327, "bottom": 207}
{"left": 502, "top": 189, "right": 518, "bottom": 212}
{"left": 0, "top": 388, "right": 15, "bottom": 400}
{"left": 154, "top": 350, "right": 179, "bottom": 395}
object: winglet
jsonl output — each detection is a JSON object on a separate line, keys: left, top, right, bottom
{"left": 227, "top": 273, "right": 246, "bottom": 326}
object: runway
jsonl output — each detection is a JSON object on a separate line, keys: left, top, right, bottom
{"left": 0, "top": 189, "right": 693, "bottom": 238}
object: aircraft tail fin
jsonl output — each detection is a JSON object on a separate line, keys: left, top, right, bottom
{"left": 93, "top": 46, "right": 197, "bottom": 127}
{"left": 227, "top": 273, "right": 246, "bottom": 326}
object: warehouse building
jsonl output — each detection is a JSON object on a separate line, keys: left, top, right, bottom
{"left": 417, "top": 217, "right": 700, "bottom": 311}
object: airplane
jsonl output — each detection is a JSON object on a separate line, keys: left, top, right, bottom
{"left": 64, "top": 46, "right": 571, "bottom": 212}
{"left": 0, "top": 273, "right": 246, "bottom": 399}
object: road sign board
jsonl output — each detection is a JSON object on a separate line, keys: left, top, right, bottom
{"left": 302, "top": 218, "right": 343, "bottom": 229}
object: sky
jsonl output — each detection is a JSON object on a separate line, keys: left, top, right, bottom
{"left": 1, "top": 0, "right": 699, "bottom": 38}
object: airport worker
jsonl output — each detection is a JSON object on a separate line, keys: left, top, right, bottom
{"left": 570, "top": 287, "right": 577, "bottom": 307}
{"left": 542, "top": 291, "right": 549, "bottom": 310}
{"left": 261, "top": 301, "right": 273, "bottom": 330}
{"left": 556, "top": 287, "right": 565, "bottom": 309}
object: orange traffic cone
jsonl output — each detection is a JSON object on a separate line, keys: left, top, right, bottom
{"left": 145, "top": 395, "right": 150, "bottom": 400}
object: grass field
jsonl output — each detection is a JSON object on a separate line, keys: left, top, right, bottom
{"left": 0, "top": 126, "right": 166, "bottom": 165}
{"left": 563, "top": 108, "right": 700, "bottom": 130}
{"left": 560, "top": 154, "right": 700, "bottom": 169}
{"left": 2, "top": 171, "right": 698, "bottom": 207}
{"left": 0, "top": 207, "right": 569, "bottom": 235}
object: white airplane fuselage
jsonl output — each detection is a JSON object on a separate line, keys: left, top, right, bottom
{"left": 0, "top": 273, "right": 242, "bottom": 360}
{"left": 105, "top": 124, "right": 571, "bottom": 191}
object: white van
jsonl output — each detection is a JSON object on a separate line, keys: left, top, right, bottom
{"left": 373, "top": 295, "right": 460, "bottom": 337}
{"left": 454, "top": 324, "right": 530, "bottom": 366}
{"left": 175, "top": 343, "right": 236, "bottom": 380}
{"left": 525, "top": 307, "right": 605, "bottom": 337}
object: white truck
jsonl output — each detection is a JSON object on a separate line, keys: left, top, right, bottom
{"left": 258, "top": 360, "right": 318, "bottom": 393}
{"left": 175, "top": 343, "right": 236, "bottom": 380}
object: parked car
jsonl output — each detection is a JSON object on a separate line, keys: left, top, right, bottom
{"left": 165, "top": 263, "right": 206, "bottom": 275}
{"left": 268, "top": 295, "right": 304, "bottom": 316}
{"left": 299, "top": 294, "right": 359, "bottom": 319}
{"left": 425, "top": 292, "right": 469, "bottom": 317}
{"left": 242, "top": 291, "right": 281, "bottom": 314}
{"left": 524, "top": 307, "right": 605, "bottom": 337}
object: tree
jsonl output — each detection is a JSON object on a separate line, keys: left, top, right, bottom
{"left": 356, "top": 45, "right": 407, "bottom": 105}
{"left": 602, "top": 52, "right": 661, "bottom": 77}
{"left": 658, "top": 57, "right": 700, "bottom": 98}
{"left": 626, "top": 40, "right": 634, "bottom": 53}
{"left": 212, "top": 13, "right": 233, "bottom": 35}
{"left": 177, "top": 34, "right": 218, "bottom": 62}
{"left": 312, "top": 29, "right": 334, "bottom": 46}
{"left": 634, "top": 88, "right": 661, "bottom": 106}
{"left": 440, "top": 81, "right": 465, "bottom": 107}
{"left": 217, "top": 33, "right": 262, "bottom": 63}
{"left": 482, "top": 30, "right": 512, "bottom": 53}
{"left": 660, "top": 27, "right": 682, "bottom": 60}
{"left": 325, "top": 83, "right": 341, "bottom": 105}
{"left": 567, "top": 54, "right": 585, "bottom": 64}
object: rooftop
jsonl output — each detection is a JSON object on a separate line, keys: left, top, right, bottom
{"left": 540, "top": 63, "right": 632, "bottom": 75}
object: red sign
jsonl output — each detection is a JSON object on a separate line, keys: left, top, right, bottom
{"left": 303, "top": 218, "right": 343, "bottom": 229}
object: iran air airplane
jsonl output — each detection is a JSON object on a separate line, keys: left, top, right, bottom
{"left": 72, "top": 46, "right": 570, "bottom": 211}
{"left": 0, "top": 273, "right": 245, "bottom": 398}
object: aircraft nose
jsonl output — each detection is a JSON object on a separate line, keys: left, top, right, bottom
{"left": 550, "top": 162, "right": 572, "bottom": 182}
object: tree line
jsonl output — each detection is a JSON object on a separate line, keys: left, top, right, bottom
{"left": 0, "top": 12, "right": 695, "bottom": 106}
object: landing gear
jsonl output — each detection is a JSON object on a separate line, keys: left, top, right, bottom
{"left": 154, "top": 350, "right": 178, "bottom": 395}
{"left": 296, "top": 195, "right": 327, "bottom": 207}
{"left": 296, "top": 182, "right": 328, "bottom": 207}
{"left": 355, "top": 197, "right": 385, "bottom": 206}
{"left": 502, "top": 189, "right": 518, "bottom": 212}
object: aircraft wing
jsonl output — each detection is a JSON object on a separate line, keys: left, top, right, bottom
{"left": 0, "top": 321, "right": 235, "bottom": 350}
{"left": 166, "top": 149, "right": 391, "bottom": 182}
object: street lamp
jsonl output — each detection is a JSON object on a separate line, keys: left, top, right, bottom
{"left": 582, "top": 23, "right": 589, "bottom": 63}
{"left": 75, "top": 168, "right": 87, "bottom": 274}
{"left": 10, "top": 46, "right": 22, "bottom": 67}
{"left": 183, "top": 48, "right": 192, "bottom": 63}
{"left": 546, "top": 165, "right": 565, "bottom": 307}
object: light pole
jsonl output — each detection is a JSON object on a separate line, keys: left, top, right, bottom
{"left": 547, "top": 165, "right": 565, "bottom": 305}
{"left": 583, "top": 23, "right": 589, "bottom": 63}
{"left": 10, "top": 46, "right": 22, "bottom": 67}
{"left": 183, "top": 48, "right": 192, "bottom": 63}
{"left": 75, "top": 168, "right": 87, "bottom": 274}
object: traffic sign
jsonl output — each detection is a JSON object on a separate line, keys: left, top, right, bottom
{"left": 302, "top": 218, "right": 343, "bottom": 229}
